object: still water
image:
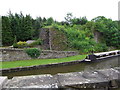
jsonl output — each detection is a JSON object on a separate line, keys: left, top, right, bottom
{"left": 2, "top": 56, "right": 119, "bottom": 79}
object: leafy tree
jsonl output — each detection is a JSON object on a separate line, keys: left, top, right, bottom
{"left": 64, "top": 13, "right": 73, "bottom": 25}
{"left": 71, "top": 17, "right": 88, "bottom": 25}
{"left": 46, "top": 17, "right": 54, "bottom": 26}
{"left": 92, "top": 16, "right": 120, "bottom": 47}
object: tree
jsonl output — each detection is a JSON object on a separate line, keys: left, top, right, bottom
{"left": 9, "top": 12, "right": 33, "bottom": 41}
{"left": 46, "top": 17, "right": 54, "bottom": 26}
{"left": 32, "top": 17, "right": 43, "bottom": 39}
{"left": 64, "top": 13, "right": 73, "bottom": 25}
{"left": 92, "top": 16, "right": 120, "bottom": 47}
{"left": 23, "top": 15, "right": 33, "bottom": 40}
{"left": 2, "top": 16, "right": 14, "bottom": 46}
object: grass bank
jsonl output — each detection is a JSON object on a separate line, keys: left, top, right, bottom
{"left": 1, "top": 55, "right": 86, "bottom": 69}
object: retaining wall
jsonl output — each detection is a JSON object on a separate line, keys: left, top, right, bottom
{"left": 0, "top": 48, "right": 79, "bottom": 62}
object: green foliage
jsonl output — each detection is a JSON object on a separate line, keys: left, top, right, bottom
{"left": 92, "top": 16, "right": 120, "bottom": 48}
{"left": 71, "top": 17, "right": 88, "bottom": 25}
{"left": 93, "top": 43, "right": 108, "bottom": 52}
{"left": 46, "top": 17, "right": 54, "bottom": 26}
{"left": 52, "top": 24, "right": 94, "bottom": 53}
{"left": 51, "top": 23, "right": 109, "bottom": 53}
{"left": 17, "top": 41, "right": 28, "bottom": 48}
{"left": 2, "top": 16, "right": 14, "bottom": 46}
{"left": 2, "top": 12, "right": 45, "bottom": 46}
{"left": 13, "top": 36, "right": 17, "bottom": 43}
{"left": 13, "top": 43, "right": 18, "bottom": 48}
{"left": 32, "top": 17, "right": 44, "bottom": 38}
{"left": 24, "top": 48, "right": 41, "bottom": 58}
{"left": 2, "top": 11, "right": 119, "bottom": 52}
{"left": 64, "top": 13, "right": 88, "bottom": 26}
{"left": 28, "top": 39, "right": 42, "bottom": 47}
{"left": 7, "top": 12, "right": 33, "bottom": 41}
{"left": 64, "top": 13, "right": 73, "bottom": 25}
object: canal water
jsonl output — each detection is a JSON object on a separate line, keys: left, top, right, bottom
{"left": 2, "top": 56, "right": 120, "bottom": 79}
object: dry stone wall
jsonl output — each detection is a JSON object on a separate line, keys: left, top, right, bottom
{"left": 0, "top": 48, "right": 79, "bottom": 62}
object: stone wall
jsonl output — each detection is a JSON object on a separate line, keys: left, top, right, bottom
{"left": 1, "top": 48, "right": 79, "bottom": 62}
{"left": 2, "top": 67, "right": 120, "bottom": 89}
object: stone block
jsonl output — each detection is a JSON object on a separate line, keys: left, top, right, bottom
{"left": 4, "top": 74, "right": 58, "bottom": 89}
{"left": 0, "top": 76, "right": 8, "bottom": 90}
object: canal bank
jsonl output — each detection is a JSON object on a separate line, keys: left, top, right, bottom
{"left": 1, "top": 53, "right": 119, "bottom": 79}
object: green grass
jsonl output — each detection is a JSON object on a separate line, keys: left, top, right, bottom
{"left": 1, "top": 55, "right": 86, "bottom": 69}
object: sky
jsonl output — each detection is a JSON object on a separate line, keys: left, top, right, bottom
{"left": 0, "top": 0, "right": 119, "bottom": 21}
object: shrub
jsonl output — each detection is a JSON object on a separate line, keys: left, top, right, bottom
{"left": 13, "top": 43, "right": 18, "bottom": 48}
{"left": 17, "top": 41, "right": 28, "bottom": 48}
{"left": 94, "top": 43, "right": 108, "bottom": 52}
{"left": 24, "top": 48, "right": 41, "bottom": 58}
{"left": 13, "top": 36, "right": 17, "bottom": 43}
{"left": 28, "top": 39, "right": 42, "bottom": 47}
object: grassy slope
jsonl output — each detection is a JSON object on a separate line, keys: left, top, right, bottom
{"left": 1, "top": 55, "right": 86, "bottom": 69}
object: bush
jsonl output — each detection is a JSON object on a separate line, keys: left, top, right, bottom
{"left": 28, "top": 39, "right": 42, "bottom": 47}
{"left": 13, "top": 43, "right": 18, "bottom": 48}
{"left": 24, "top": 48, "right": 41, "bottom": 58}
{"left": 94, "top": 43, "right": 108, "bottom": 52}
{"left": 17, "top": 41, "right": 28, "bottom": 48}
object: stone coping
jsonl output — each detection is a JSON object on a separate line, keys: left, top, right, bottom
{"left": 0, "top": 76, "right": 8, "bottom": 90}
{"left": 1, "top": 67, "right": 120, "bottom": 89}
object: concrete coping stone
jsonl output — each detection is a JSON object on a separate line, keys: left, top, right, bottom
{"left": 1, "top": 67, "right": 120, "bottom": 89}
{"left": 0, "top": 76, "right": 8, "bottom": 90}
{"left": 4, "top": 74, "right": 58, "bottom": 88}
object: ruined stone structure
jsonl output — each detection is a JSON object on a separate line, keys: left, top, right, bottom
{"left": 93, "top": 30, "right": 103, "bottom": 43}
{"left": 39, "top": 28, "right": 50, "bottom": 50}
{"left": 39, "top": 28, "right": 68, "bottom": 51}
{"left": 39, "top": 28, "right": 104, "bottom": 50}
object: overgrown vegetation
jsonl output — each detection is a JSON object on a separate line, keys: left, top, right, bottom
{"left": 2, "top": 12, "right": 120, "bottom": 53}
{"left": 17, "top": 41, "right": 28, "bottom": 48}
{"left": 13, "top": 39, "right": 42, "bottom": 48}
{"left": 52, "top": 23, "right": 108, "bottom": 53}
{"left": 28, "top": 39, "right": 42, "bottom": 47}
